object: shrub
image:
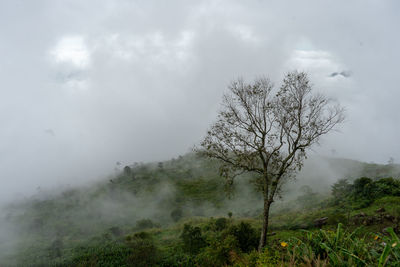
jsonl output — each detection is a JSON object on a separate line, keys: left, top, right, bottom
{"left": 373, "top": 178, "right": 400, "bottom": 198}
{"left": 196, "top": 233, "right": 238, "bottom": 267}
{"left": 158, "top": 248, "right": 196, "bottom": 267}
{"left": 229, "top": 222, "right": 259, "bottom": 253}
{"left": 126, "top": 233, "right": 159, "bottom": 266}
{"left": 180, "top": 224, "right": 207, "bottom": 254}
{"left": 353, "top": 177, "right": 374, "bottom": 199}
{"left": 204, "top": 217, "right": 229, "bottom": 232}
{"left": 65, "top": 242, "right": 132, "bottom": 267}
{"left": 331, "top": 178, "right": 352, "bottom": 203}
{"left": 123, "top": 166, "right": 132, "bottom": 176}
{"left": 215, "top": 218, "right": 228, "bottom": 231}
{"left": 283, "top": 223, "right": 400, "bottom": 266}
{"left": 255, "top": 249, "right": 282, "bottom": 267}
{"left": 327, "top": 211, "right": 348, "bottom": 226}
{"left": 332, "top": 177, "right": 400, "bottom": 209}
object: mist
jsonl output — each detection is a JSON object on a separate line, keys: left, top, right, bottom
{"left": 1, "top": 1, "right": 400, "bottom": 205}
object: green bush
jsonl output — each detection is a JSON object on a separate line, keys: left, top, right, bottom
{"left": 215, "top": 217, "right": 228, "bottom": 231}
{"left": 180, "top": 224, "right": 207, "bottom": 254}
{"left": 331, "top": 177, "right": 400, "bottom": 208}
{"left": 196, "top": 233, "right": 239, "bottom": 267}
{"left": 373, "top": 178, "right": 400, "bottom": 198}
{"left": 283, "top": 223, "right": 400, "bottom": 266}
{"left": 126, "top": 235, "right": 159, "bottom": 267}
{"left": 331, "top": 178, "right": 352, "bottom": 203}
{"left": 158, "top": 249, "right": 196, "bottom": 267}
{"left": 62, "top": 242, "right": 132, "bottom": 267}
{"left": 327, "top": 211, "right": 348, "bottom": 226}
{"left": 353, "top": 177, "right": 374, "bottom": 198}
{"left": 229, "top": 222, "right": 259, "bottom": 253}
{"left": 123, "top": 166, "right": 132, "bottom": 176}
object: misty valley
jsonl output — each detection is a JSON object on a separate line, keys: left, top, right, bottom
{"left": 1, "top": 154, "right": 400, "bottom": 266}
{"left": 1, "top": 1, "right": 400, "bottom": 266}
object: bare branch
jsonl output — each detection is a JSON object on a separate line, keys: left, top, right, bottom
{"left": 196, "top": 71, "right": 345, "bottom": 250}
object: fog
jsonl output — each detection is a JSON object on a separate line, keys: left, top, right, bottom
{"left": 1, "top": 1, "right": 400, "bottom": 204}
{"left": 1, "top": 152, "right": 399, "bottom": 263}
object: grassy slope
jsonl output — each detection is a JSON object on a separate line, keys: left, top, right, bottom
{"left": 1, "top": 154, "right": 399, "bottom": 266}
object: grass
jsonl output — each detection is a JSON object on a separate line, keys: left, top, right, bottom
{"left": 1, "top": 154, "right": 400, "bottom": 266}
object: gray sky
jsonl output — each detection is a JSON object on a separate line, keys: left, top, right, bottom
{"left": 0, "top": 0, "right": 399, "bottom": 202}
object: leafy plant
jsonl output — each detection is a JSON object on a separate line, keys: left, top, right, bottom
{"left": 284, "top": 224, "right": 400, "bottom": 266}
{"left": 180, "top": 224, "right": 207, "bottom": 254}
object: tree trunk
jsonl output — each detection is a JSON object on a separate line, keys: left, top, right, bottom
{"left": 258, "top": 199, "right": 272, "bottom": 251}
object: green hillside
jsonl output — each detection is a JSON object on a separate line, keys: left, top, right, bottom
{"left": 1, "top": 154, "right": 399, "bottom": 266}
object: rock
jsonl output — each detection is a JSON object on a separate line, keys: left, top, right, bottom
{"left": 353, "top": 212, "right": 366, "bottom": 219}
{"left": 376, "top": 207, "right": 386, "bottom": 213}
{"left": 363, "top": 216, "right": 375, "bottom": 226}
{"left": 314, "top": 217, "right": 328, "bottom": 228}
{"left": 385, "top": 214, "right": 395, "bottom": 222}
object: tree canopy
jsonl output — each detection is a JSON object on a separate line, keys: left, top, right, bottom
{"left": 198, "top": 71, "right": 345, "bottom": 249}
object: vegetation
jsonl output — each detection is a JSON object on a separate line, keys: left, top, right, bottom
{"left": 198, "top": 71, "right": 344, "bottom": 249}
{"left": 0, "top": 154, "right": 399, "bottom": 266}
{"left": 332, "top": 177, "right": 400, "bottom": 208}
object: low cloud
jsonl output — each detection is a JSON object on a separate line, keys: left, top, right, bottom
{"left": 0, "top": 0, "right": 399, "bottom": 203}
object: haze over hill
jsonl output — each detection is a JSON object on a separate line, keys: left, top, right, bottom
{"left": 1, "top": 0, "right": 400, "bottom": 205}
{"left": 1, "top": 1, "right": 400, "bottom": 266}
{"left": 1, "top": 153, "right": 399, "bottom": 265}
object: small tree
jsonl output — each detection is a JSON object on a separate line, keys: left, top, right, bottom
{"left": 123, "top": 165, "right": 132, "bottom": 176}
{"left": 197, "top": 71, "right": 344, "bottom": 250}
{"left": 180, "top": 224, "right": 207, "bottom": 254}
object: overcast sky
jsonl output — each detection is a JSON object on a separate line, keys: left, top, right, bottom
{"left": 0, "top": 0, "right": 399, "bottom": 202}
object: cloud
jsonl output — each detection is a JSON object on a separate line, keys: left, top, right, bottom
{"left": 0, "top": 0, "right": 399, "bottom": 202}
{"left": 50, "top": 35, "right": 90, "bottom": 68}
{"left": 329, "top": 71, "right": 351, "bottom": 78}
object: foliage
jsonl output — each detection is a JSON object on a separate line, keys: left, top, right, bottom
{"left": 2, "top": 152, "right": 400, "bottom": 266}
{"left": 125, "top": 232, "right": 159, "bottom": 266}
{"left": 58, "top": 242, "right": 133, "bottom": 267}
{"left": 196, "top": 233, "right": 239, "bottom": 266}
{"left": 215, "top": 217, "right": 229, "bottom": 231}
{"left": 123, "top": 166, "right": 132, "bottom": 176}
{"left": 332, "top": 177, "right": 400, "bottom": 208}
{"left": 282, "top": 223, "right": 400, "bottom": 266}
{"left": 180, "top": 224, "right": 207, "bottom": 254}
{"left": 229, "top": 222, "right": 259, "bottom": 253}
{"left": 254, "top": 249, "right": 282, "bottom": 267}
{"left": 198, "top": 71, "right": 345, "bottom": 248}
{"left": 331, "top": 178, "right": 352, "bottom": 203}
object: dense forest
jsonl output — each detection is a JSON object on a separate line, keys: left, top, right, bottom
{"left": 1, "top": 154, "right": 399, "bottom": 266}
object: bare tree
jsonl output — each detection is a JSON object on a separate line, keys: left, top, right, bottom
{"left": 197, "top": 71, "right": 345, "bottom": 250}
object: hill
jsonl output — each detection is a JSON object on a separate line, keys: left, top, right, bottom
{"left": 0, "top": 153, "right": 399, "bottom": 266}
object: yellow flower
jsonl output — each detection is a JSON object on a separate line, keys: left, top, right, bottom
{"left": 374, "top": 235, "right": 379, "bottom": 240}
{"left": 392, "top": 242, "right": 397, "bottom": 248}
{"left": 281, "top": 241, "right": 288, "bottom": 248}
